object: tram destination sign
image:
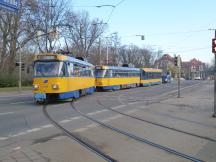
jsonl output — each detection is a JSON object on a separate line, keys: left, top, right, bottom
{"left": 0, "top": 0, "right": 20, "bottom": 12}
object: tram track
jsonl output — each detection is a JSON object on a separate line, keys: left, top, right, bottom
{"left": 95, "top": 82, "right": 216, "bottom": 143}
{"left": 42, "top": 104, "right": 117, "bottom": 162}
{"left": 42, "top": 81, "right": 208, "bottom": 162}
{"left": 71, "top": 101, "right": 205, "bottom": 162}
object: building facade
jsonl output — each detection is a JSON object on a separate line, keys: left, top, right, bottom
{"left": 181, "top": 58, "right": 206, "bottom": 80}
{"left": 155, "top": 54, "right": 206, "bottom": 80}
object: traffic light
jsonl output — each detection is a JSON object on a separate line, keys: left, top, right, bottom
{"left": 174, "top": 56, "right": 178, "bottom": 66}
{"left": 212, "top": 38, "right": 216, "bottom": 53}
{"left": 21, "top": 63, "right": 25, "bottom": 71}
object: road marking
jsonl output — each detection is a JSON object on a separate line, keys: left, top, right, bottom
{"left": 87, "top": 109, "right": 108, "bottom": 116}
{"left": 60, "top": 119, "right": 72, "bottom": 124}
{"left": 74, "top": 127, "right": 89, "bottom": 132}
{"left": 86, "top": 123, "right": 98, "bottom": 129}
{"left": 70, "top": 116, "right": 81, "bottom": 120}
{"left": 10, "top": 132, "right": 27, "bottom": 137}
{"left": 126, "top": 109, "right": 139, "bottom": 114}
{"left": 0, "top": 112, "right": 15, "bottom": 115}
{"left": 0, "top": 116, "right": 83, "bottom": 140}
{"left": 9, "top": 101, "right": 33, "bottom": 105}
{"left": 53, "top": 136, "right": 66, "bottom": 140}
{"left": 26, "top": 128, "right": 41, "bottom": 133}
{"left": 0, "top": 107, "right": 129, "bottom": 140}
{"left": 128, "top": 102, "right": 136, "bottom": 105}
{"left": 40, "top": 124, "right": 53, "bottom": 128}
{"left": 102, "top": 115, "right": 122, "bottom": 122}
{"left": 112, "top": 105, "right": 126, "bottom": 110}
{"left": 0, "top": 93, "right": 32, "bottom": 98}
{"left": 0, "top": 137, "right": 9, "bottom": 140}
{"left": 12, "top": 147, "right": 21, "bottom": 151}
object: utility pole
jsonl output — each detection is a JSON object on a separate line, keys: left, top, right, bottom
{"left": 18, "top": 49, "right": 22, "bottom": 93}
{"left": 209, "top": 29, "right": 216, "bottom": 117}
{"left": 99, "top": 37, "right": 101, "bottom": 65}
{"left": 106, "top": 39, "right": 109, "bottom": 65}
{"left": 177, "top": 55, "right": 181, "bottom": 98}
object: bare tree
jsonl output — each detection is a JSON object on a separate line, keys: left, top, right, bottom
{"left": 27, "top": 0, "right": 69, "bottom": 53}
{"left": 63, "top": 11, "right": 106, "bottom": 58}
{"left": 0, "top": 11, "right": 13, "bottom": 72}
{"left": 118, "top": 44, "right": 154, "bottom": 68}
{"left": 0, "top": 0, "right": 69, "bottom": 73}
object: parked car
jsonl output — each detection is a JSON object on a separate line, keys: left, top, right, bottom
{"left": 162, "top": 74, "right": 171, "bottom": 83}
{"left": 194, "top": 76, "right": 201, "bottom": 80}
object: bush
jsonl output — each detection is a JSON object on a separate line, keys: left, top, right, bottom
{"left": 0, "top": 74, "right": 32, "bottom": 88}
{"left": 0, "top": 74, "right": 18, "bottom": 87}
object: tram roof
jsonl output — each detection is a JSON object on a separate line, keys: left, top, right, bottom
{"left": 142, "top": 68, "right": 162, "bottom": 72}
{"left": 96, "top": 65, "right": 140, "bottom": 71}
{"left": 34, "top": 53, "right": 93, "bottom": 67}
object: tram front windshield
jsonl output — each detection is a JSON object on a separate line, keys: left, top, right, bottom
{"left": 34, "top": 61, "right": 65, "bottom": 77}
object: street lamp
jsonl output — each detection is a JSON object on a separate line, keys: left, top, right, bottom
{"left": 136, "top": 34, "right": 145, "bottom": 40}
{"left": 106, "top": 32, "right": 117, "bottom": 65}
{"left": 92, "top": 23, "right": 107, "bottom": 65}
{"left": 209, "top": 28, "right": 216, "bottom": 117}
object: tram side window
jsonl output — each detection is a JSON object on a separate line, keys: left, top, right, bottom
{"left": 73, "top": 65, "right": 81, "bottom": 77}
{"left": 114, "top": 70, "right": 123, "bottom": 78}
{"left": 152, "top": 72, "right": 160, "bottom": 79}
{"left": 150, "top": 72, "right": 153, "bottom": 79}
{"left": 128, "top": 71, "right": 132, "bottom": 77}
{"left": 79, "top": 67, "right": 94, "bottom": 77}
{"left": 68, "top": 63, "right": 74, "bottom": 77}
{"left": 142, "top": 71, "right": 148, "bottom": 79}
{"left": 135, "top": 71, "right": 140, "bottom": 77}
{"left": 131, "top": 71, "right": 135, "bottom": 77}
{"left": 105, "top": 70, "right": 112, "bottom": 78}
{"left": 59, "top": 62, "right": 67, "bottom": 77}
{"left": 112, "top": 70, "right": 117, "bottom": 77}
{"left": 80, "top": 69, "right": 91, "bottom": 77}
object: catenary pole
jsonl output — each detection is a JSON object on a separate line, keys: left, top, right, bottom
{"left": 214, "top": 30, "right": 216, "bottom": 117}
{"left": 177, "top": 55, "right": 181, "bottom": 98}
{"left": 18, "top": 49, "right": 22, "bottom": 93}
{"left": 209, "top": 29, "right": 216, "bottom": 117}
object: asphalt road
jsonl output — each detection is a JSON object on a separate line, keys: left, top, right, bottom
{"left": 0, "top": 80, "right": 213, "bottom": 162}
{"left": 0, "top": 80, "right": 199, "bottom": 138}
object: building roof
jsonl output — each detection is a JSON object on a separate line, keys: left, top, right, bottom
{"left": 157, "top": 54, "right": 174, "bottom": 62}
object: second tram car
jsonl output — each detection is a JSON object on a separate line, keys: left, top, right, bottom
{"left": 140, "top": 68, "right": 162, "bottom": 86}
{"left": 33, "top": 53, "right": 95, "bottom": 102}
{"left": 95, "top": 66, "right": 140, "bottom": 90}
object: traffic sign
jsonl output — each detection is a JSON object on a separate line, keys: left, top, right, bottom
{"left": 0, "top": 0, "right": 20, "bottom": 13}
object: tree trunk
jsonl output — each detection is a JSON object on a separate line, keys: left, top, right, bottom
{"left": 8, "top": 16, "right": 19, "bottom": 74}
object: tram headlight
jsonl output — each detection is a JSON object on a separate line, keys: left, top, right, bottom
{"left": 52, "top": 84, "right": 59, "bottom": 90}
{"left": 33, "top": 84, "right": 39, "bottom": 90}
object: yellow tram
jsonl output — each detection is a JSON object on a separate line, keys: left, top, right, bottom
{"left": 33, "top": 53, "right": 95, "bottom": 102}
{"left": 95, "top": 66, "right": 140, "bottom": 90}
{"left": 140, "top": 68, "right": 162, "bottom": 86}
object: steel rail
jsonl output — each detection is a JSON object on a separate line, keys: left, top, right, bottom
{"left": 42, "top": 104, "right": 117, "bottom": 162}
{"left": 99, "top": 81, "right": 216, "bottom": 142}
{"left": 96, "top": 97, "right": 216, "bottom": 143}
{"left": 71, "top": 102, "right": 205, "bottom": 162}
